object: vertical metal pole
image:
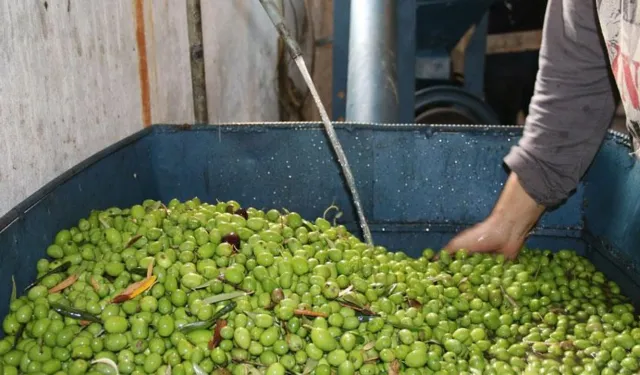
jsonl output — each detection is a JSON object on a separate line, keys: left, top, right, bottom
{"left": 346, "top": 0, "right": 399, "bottom": 123}
{"left": 187, "top": 0, "right": 208, "bottom": 123}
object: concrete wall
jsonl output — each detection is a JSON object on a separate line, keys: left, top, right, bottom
{"left": 201, "top": 1, "right": 279, "bottom": 122}
{"left": 0, "top": 0, "right": 332, "bottom": 217}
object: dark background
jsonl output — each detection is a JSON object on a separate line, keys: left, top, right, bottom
{"left": 484, "top": 0, "right": 548, "bottom": 125}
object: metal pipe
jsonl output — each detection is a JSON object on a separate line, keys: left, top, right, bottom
{"left": 257, "top": 0, "right": 374, "bottom": 245}
{"left": 346, "top": 0, "right": 399, "bottom": 123}
{"left": 258, "top": 0, "right": 302, "bottom": 60}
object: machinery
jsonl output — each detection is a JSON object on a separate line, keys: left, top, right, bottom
{"left": 333, "top": 0, "right": 500, "bottom": 124}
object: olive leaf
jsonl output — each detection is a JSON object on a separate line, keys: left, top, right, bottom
{"left": 202, "top": 291, "right": 248, "bottom": 304}
{"left": 125, "top": 234, "right": 143, "bottom": 248}
{"left": 362, "top": 341, "right": 376, "bottom": 351}
{"left": 302, "top": 359, "right": 319, "bottom": 375}
{"left": 191, "top": 279, "right": 216, "bottom": 290}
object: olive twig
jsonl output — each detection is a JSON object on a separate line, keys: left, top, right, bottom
{"left": 322, "top": 204, "right": 341, "bottom": 221}
{"left": 532, "top": 312, "right": 544, "bottom": 321}
{"left": 332, "top": 211, "right": 343, "bottom": 227}
{"left": 548, "top": 305, "right": 566, "bottom": 314}
{"left": 500, "top": 285, "right": 520, "bottom": 309}
{"left": 533, "top": 264, "right": 541, "bottom": 280}
{"left": 337, "top": 299, "right": 377, "bottom": 316}
{"left": 12, "top": 324, "right": 24, "bottom": 349}
{"left": 216, "top": 275, "right": 254, "bottom": 294}
{"left": 293, "top": 309, "right": 328, "bottom": 318}
{"left": 98, "top": 217, "right": 111, "bottom": 229}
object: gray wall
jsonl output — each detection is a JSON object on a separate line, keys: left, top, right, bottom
{"left": 0, "top": 0, "right": 332, "bottom": 217}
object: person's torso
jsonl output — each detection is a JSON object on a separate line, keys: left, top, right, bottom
{"left": 597, "top": 0, "right": 640, "bottom": 145}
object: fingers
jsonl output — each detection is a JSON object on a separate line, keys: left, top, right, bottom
{"left": 442, "top": 220, "right": 526, "bottom": 260}
{"left": 443, "top": 226, "right": 502, "bottom": 255}
{"left": 501, "top": 240, "right": 525, "bottom": 260}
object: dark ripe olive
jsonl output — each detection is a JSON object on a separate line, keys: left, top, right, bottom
{"left": 271, "top": 288, "right": 285, "bottom": 304}
{"left": 222, "top": 232, "right": 240, "bottom": 249}
{"left": 234, "top": 208, "right": 249, "bottom": 220}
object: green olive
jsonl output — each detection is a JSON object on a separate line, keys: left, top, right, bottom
{"left": 104, "top": 316, "right": 128, "bottom": 334}
{"left": 7, "top": 201, "right": 640, "bottom": 375}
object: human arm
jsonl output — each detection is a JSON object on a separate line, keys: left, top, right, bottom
{"left": 445, "top": 0, "right": 617, "bottom": 258}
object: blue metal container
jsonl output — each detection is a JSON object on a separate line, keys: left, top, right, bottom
{"left": 0, "top": 124, "right": 638, "bottom": 323}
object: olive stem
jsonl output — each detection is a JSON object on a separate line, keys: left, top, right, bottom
{"left": 98, "top": 217, "right": 111, "bottom": 229}
{"left": 216, "top": 275, "right": 253, "bottom": 294}
{"left": 500, "top": 285, "right": 520, "bottom": 308}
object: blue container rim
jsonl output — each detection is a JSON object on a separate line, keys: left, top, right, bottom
{"left": 0, "top": 122, "right": 631, "bottom": 233}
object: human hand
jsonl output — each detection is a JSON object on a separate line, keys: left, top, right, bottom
{"left": 444, "top": 173, "right": 545, "bottom": 260}
{"left": 444, "top": 214, "right": 528, "bottom": 260}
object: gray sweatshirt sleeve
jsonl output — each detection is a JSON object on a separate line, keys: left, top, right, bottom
{"left": 503, "top": 0, "right": 616, "bottom": 207}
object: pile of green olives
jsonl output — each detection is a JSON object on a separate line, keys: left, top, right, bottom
{"left": 1, "top": 198, "right": 638, "bottom": 375}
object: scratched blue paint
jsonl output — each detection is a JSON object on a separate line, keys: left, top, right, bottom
{"left": 0, "top": 124, "right": 637, "bottom": 325}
